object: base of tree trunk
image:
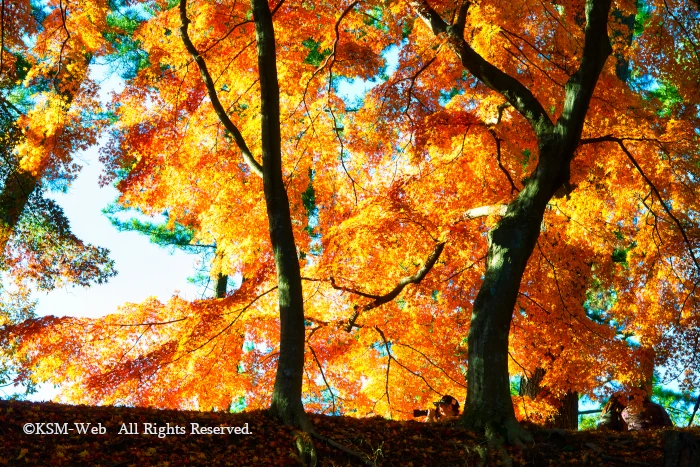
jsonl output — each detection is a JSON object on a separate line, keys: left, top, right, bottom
{"left": 269, "top": 401, "right": 318, "bottom": 466}
{"left": 463, "top": 410, "right": 533, "bottom": 448}
{"left": 664, "top": 430, "right": 700, "bottom": 467}
{"left": 269, "top": 401, "right": 371, "bottom": 466}
{"left": 293, "top": 430, "right": 318, "bottom": 467}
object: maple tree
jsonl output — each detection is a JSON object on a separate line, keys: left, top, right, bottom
{"left": 2, "top": 0, "right": 700, "bottom": 459}
{"left": 0, "top": 0, "right": 118, "bottom": 392}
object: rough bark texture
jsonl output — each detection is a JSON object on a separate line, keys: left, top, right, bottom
{"left": 412, "top": 0, "right": 613, "bottom": 443}
{"left": 519, "top": 368, "right": 546, "bottom": 400}
{"left": 552, "top": 391, "right": 579, "bottom": 430}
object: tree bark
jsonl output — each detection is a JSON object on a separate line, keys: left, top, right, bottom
{"left": 249, "top": 0, "right": 311, "bottom": 433}
{"left": 179, "top": 2, "right": 315, "bottom": 462}
{"left": 0, "top": 169, "right": 39, "bottom": 254}
{"left": 553, "top": 391, "right": 579, "bottom": 430}
{"left": 412, "top": 0, "right": 613, "bottom": 444}
{"left": 519, "top": 368, "right": 546, "bottom": 399}
{"left": 215, "top": 273, "right": 228, "bottom": 299}
{"left": 519, "top": 368, "right": 578, "bottom": 430}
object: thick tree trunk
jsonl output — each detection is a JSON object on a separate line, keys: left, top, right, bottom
{"left": 464, "top": 142, "right": 571, "bottom": 442}
{"left": 553, "top": 392, "right": 579, "bottom": 430}
{"left": 0, "top": 170, "right": 39, "bottom": 254}
{"left": 411, "top": 0, "right": 612, "bottom": 444}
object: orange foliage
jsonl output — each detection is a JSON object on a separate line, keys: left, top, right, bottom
{"left": 6, "top": 0, "right": 700, "bottom": 425}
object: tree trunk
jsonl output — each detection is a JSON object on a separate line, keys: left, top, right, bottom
{"left": 0, "top": 170, "right": 39, "bottom": 254}
{"left": 215, "top": 273, "right": 228, "bottom": 299}
{"left": 411, "top": 0, "right": 612, "bottom": 444}
{"left": 464, "top": 152, "right": 571, "bottom": 442}
{"left": 553, "top": 392, "right": 579, "bottom": 430}
{"left": 250, "top": 0, "right": 312, "bottom": 437}
{"left": 0, "top": 59, "right": 88, "bottom": 256}
{"left": 519, "top": 368, "right": 546, "bottom": 399}
{"left": 179, "top": 0, "right": 312, "bottom": 452}
{"left": 519, "top": 368, "right": 578, "bottom": 430}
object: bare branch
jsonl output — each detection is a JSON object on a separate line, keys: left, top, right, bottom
{"left": 308, "top": 345, "right": 336, "bottom": 414}
{"left": 488, "top": 129, "right": 519, "bottom": 195}
{"left": 582, "top": 136, "right": 700, "bottom": 277}
{"left": 395, "top": 342, "right": 466, "bottom": 388}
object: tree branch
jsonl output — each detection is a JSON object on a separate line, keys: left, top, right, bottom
{"left": 452, "top": 1, "right": 471, "bottom": 38}
{"left": 395, "top": 342, "right": 466, "bottom": 388}
{"left": 489, "top": 129, "right": 519, "bottom": 194}
{"left": 308, "top": 344, "right": 336, "bottom": 414}
{"left": 374, "top": 327, "right": 442, "bottom": 408}
{"left": 555, "top": 0, "right": 613, "bottom": 150}
{"left": 410, "top": 0, "right": 554, "bottom": 134}
{"left": 454, "top": 204, "right": 507, "bottom": 223}
{"left": 179, "top": 0, "right": 263, "bottom": 177}
{"left": 344, "top": 241, "right": 445, "bottom": 331}
{"left": 582, "top": 136, "right": 700, "bottom": 277}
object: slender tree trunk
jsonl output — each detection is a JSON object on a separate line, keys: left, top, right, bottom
{"left": 179, "top": 0, "right": 312, "bottom": 444}
{"left": 250, "top": 0, "right": 312, "bottom": 435}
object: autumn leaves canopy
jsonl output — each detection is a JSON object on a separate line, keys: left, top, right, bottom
{"left": 1, "top": 0, "right": 699, "bottom": 437}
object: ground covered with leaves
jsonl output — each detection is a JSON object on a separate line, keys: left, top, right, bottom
{"left": 0, "top": 400, "right": 692, "bottom": 465}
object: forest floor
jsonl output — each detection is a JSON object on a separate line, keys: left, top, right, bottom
{"left": 0, "top": 399, "right": 691, "bottom": 466}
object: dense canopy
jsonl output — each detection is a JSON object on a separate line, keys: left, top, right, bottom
{"left": 0, "top": 0, "right": 699, "bottom": 453}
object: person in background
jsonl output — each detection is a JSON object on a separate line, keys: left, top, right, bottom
{"left": 597, "top": 392, "right": 673, "bottom": 431}
{"left": 425, "top": 395, "right": 460, "bottom": 422}
{"left": 597, "top": 392, "right": 629, "bottom": 431}
{"left": 622, "top": 396, "right": 673, "bottom": 431}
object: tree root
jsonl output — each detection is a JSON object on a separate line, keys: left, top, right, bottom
{"left": 462, "top": 415, "right": 533, "bottom": 466}
{"left": 269, "top": 403, "right": 370, "bottom": 466}
{"left": 292, "top": 430, "right": 318, "bottom": 467}
{"left": 311, "top": 430, "right": 373, "bottom": 466}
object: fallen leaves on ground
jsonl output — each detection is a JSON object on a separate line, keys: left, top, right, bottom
{"left": 0, "top": 400, "right": 686, "bottom": 465}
